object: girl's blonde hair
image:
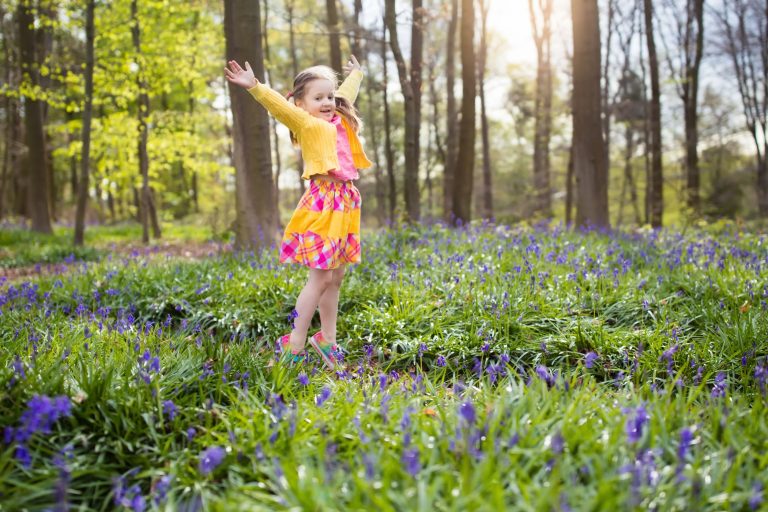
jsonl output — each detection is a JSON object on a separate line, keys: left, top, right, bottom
{"left": 287, "top": 65, "right": 363, "bottom": 144}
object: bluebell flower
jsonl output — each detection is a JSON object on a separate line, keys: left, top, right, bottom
{"left": 436, "top": 355, "right": 447, "bottom": 367}
{"left": 298, "top": 373, "right": 310, "bottom": 386}
{"left": 401, "top": 448, "right": 420, "bottom": 477}
{"left": 585, "top": 352, "right": 598, "bottom": 369}
{"left": 316, "top": 386, "right": 332, "bottom": 406}
{"left": 198, "top": 446, "right": 225, "bottom": 475}
{"left": 162, "top": 400, "right": 178, "bottom": 421}
{"left": 624, "top": 405, "right": 650, "bottom": 443}
{"left": 459, "top": 401, "right": 476, "bottom": 425}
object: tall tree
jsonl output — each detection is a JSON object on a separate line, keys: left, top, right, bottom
{"left": 381, "top": 19, "right": 396, "bottom": 222}
{"left": 224, "top": 0, "right": 277, "bottom": 249}
{"left": 326, "top": 0, "right": 343, "bottom": 75}
{"left": 18, "top": 0, "right": 52, "bottom": 233}
{"left": 659, "top": 0, "right": 705, "bottom": 214}
{"left": 478, "top": 0, "right": 493, "bottom": 219}
{"left": 74, "top": 0, "right": 96, "bottom": 246}
{"left": 571, "top": 0, "right": 608, "bottom": 227}
{"left": 131, "top": 0, "right": 161, "bottom": 242}
{"left": 450, "top": 0, "right": 476, "bottom": 224}
{"left": 529, "top": 0, "right": 553, "bottom": 217}
{"left": 715, "top": 0, "right": 767, "bottom": 216}
{"left": 385, "top": 0, "right": 424, "bottom": 222}
{"left": 643, "top": 0, "right": 663, "bottom": 227}
{"left": 443, "top": 0, "right": 459, "bottom": 218}
{"left": 285, "top": 0, "right": 305, "bottom": 197}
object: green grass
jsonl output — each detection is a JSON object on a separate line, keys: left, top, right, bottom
{"left": 0, "top": 221, "right": 766, "bottom": 510}
{"left": 0, "top": 222, "right": 216, "bottom": 269}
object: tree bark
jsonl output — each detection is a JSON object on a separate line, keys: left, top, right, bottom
{"left": 224, "top": 0, "right": 277, "bottom": 249}
{"left": 643, "top": 0, "right": 663, "bottom": 227}
{"left": 286, "top": 0, "right": 305, "bottom": 197}
{"left": 381, "top": 19, "right": 396, "bottom": 223}
{"left": 529, "top": 0, "right": 553, "bottom": 217}
{"left": 385, "top": 0, "right": 422, "bottom": 223}
{"left": 443, "top": 0, "right": 459, "bottom": 219}
{"left": 74, "top": 0, "right": 95, "bottom": 246}
{"left": 478, "top": 0, "right": 493, "bottom": 220}
{"left": 326, "top": 0, "right": 343, "bottom": 75}
{"left": 571, "top": 0, "right": 608, "bottom": 228}
{"left": 450, "top": 0, "right": 476, "bottom": 225}
{"left": 131, "top": 0, "right": 160, "bottom": 242}
{"left": 18, "top": 0, "right": 52, "bottom": 233}
{"left": 683, "top": 0, "right": 704, "bottom": 214}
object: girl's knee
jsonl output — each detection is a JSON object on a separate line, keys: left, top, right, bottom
{"left": 310, "top": 269, "right": 335, "bottom": 288}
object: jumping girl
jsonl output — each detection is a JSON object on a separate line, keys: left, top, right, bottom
{"left": 225, "top": 55, "right": 372, "bottom": 370}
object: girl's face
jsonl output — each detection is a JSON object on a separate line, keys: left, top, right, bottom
{"left": 296, "top": 78, "right": 335, "bottom": 121}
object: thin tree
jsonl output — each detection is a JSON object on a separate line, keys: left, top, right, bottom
{"left": 450, "top": 0, "right": 476, "bottom": 225}
{"left": 262, "top": 0, "right": 282, "bottom": 219}
{"left": 381, "top": 19, "right": 396, "bottom": 222}
{"left": 285, "top": 0, "right": 305, "bottom": 197}
{"left": 74, "top": 0, "right": 95, "bottom": 246}
{"left": 643, "top": 0, "right": 663, "bottom": 227}
{"left": 478, "top": 0, "right": 493, "bottom": 219}
{"left": 385, "top": 0, "right": 424, "bottom": 222}
{"left": 529, "top": 0, "right": 553, "bottom": 217}
{"left": 443, "top": 0, "right": 459, "bottom": 218}
{"left": 571, "top": 0, "right": 609, "bottom": 228}
{"left": 659, "top": 0, "right": 704, "bottom": 214}
{"left": 131, "top": 0, "right": 161, "bottom": 242}
{"left": 224, "top": 0, "right": 278, "bottom": 249}
{"left": 715, "top": 0, "right": 767, "bottom": 216}
{"left": 18, "top": 0, "right": 52, "bottom": 233}
{"left": 326, "top": 0, "right": 343, "bottom": 74}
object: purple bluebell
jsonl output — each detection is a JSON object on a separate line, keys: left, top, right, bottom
{"left": 162, "top": 400, "right": 177, "bottom": 421}
{"left": 436, "top": 355, "right": 447, "bottom": 367}
{"left": 459, "top": 400, "right": 476, "bottom": 425}
{"left": 624, "top": 405, "right": 650, "bottom": 443}
{"left": 677, "top": 427, "right": 693, "bottom": 460}
{"left": 711, "top": 372, "right": 727, "bottom": 398}
{"left": 297, "top": 373, "right": 309, "bottom": 386}
{"left": 316, "top": 386, "right": 332, "bottom": 406}
{"left": 750, "top": 482, "right": 763, "bottom": 511}
{"left": 401, "top": 448, "right": 420, "bottom": 477}
{"left": 585, "top": 352, "right": 598, "bottom": 369}
{"left": 198, "top": 446, "right": 226, "bottom": 475}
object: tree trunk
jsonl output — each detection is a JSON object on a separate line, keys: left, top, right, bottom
{"left": 385, "top": 0, "right": 423, "bottom": 223}
{"left": 478, "top": 0, "right": 493, "bottom": 220}
{"left": 326, "top": 0, "right": 343, "bottom": 75}
{"left": 450, "top": 0, "right": 476, "bottom": 225}
{"left": 131, "top": 0, "right": 159, "bottom": 243}
{"left": 571, "top": 0, "right": 608, "bottom": 228}
{"left": 286, "top": 0, "right": 305, "bottom": 197}
{"left": 529, "top": 0, "right": 553, "bottom": 217}
{"left": 443, "top": 0, "right": 459, "bottom": 219}
{"left": 262, "top": 0, "right": 282, "bottom": 219}
{"left": 643, "top": 0, "right": 663, "bottom": 227}
{"left": 683, "top": 0, "right": 704, "bottom": 214}
{"left": 74, "top": 0, "right": 95, "bottom": 246}
{"left": 381, "top": 20, "right": 396, "bottom": 223}
{"left": 18, "top": 0, "right": 52, "bottom": 233}
{"left": 224, "top": 0, "right": 277, "bottom": 250}
{"left": 565, "top": 143, "right": 574, "bottom": 225}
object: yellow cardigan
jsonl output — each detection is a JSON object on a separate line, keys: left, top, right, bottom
{"left": 247, "top": 69, "right": 373, "bottom": 180}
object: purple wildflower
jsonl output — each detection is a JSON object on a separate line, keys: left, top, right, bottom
{"left": 677, "top": 427, "right": 693, "bottom": 460}
{"left": 585, "top": 351, "right": 598, "bottom": 369}
{"left": 401, "top": 448, "right": 420, "bottom": 477}
{"left": 624, "top": 405, "right": 650, "bottom": 443}
{"left": 459, "top": 400, "right": 476, "bottom": 425}
{"left": 711, "top": 372, "right": 727, "bottom": 398}
{"left": 297, "top": 373, "right": 310, "bottom": 386}
{"left": 535, "top": 365, "right": 556, "bottom": 387}
{"left": 316, "top": 386, "right": 332, "bottom": 406}
{"left": 750, "top": 482, "right": 763, "bottom": 511}
{"left": 436, "top": 355, "right": 447, "bottom": 367}
{"left": 162, "top": 400, "right": 178, "bottom": 421}
{"left": 198, "top": 446, "right": 226, "bottom": 475}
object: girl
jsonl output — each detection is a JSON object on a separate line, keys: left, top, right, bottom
{"left": 225, "top": 56, "right": 372, "bottom": 370}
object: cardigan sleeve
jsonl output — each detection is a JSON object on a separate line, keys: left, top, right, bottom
{"left": 247, "top": 83, "right": 311, "bottom": 134}
{"left": 335, "top": 69, "right": 364, "bottom": 104}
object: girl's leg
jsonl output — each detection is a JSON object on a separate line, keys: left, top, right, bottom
{"left": 317, "top": 265, "right": 346, "bottom": 344}
{"left": 289, "top": 268, "right": 334, "bottom": 351}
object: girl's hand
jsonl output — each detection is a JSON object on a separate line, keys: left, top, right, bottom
{"left": 224, "top": 60, "right": 259, "bottom": 89}
{"left": 343, "top": 55, "right": 362, "bottom": 75}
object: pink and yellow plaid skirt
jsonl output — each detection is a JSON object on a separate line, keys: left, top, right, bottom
{"left": 279, "top": 179, "right": 362, "bottom": 269}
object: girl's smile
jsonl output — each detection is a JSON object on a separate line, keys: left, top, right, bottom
{"left": 296, "top": 78, "right": 336, "bottom": 121}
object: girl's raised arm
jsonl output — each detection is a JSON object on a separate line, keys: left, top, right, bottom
{"left": 336, "top": 55, "right": 364, "bottom": 104}
{"left": 225, "top": 60, "right": 311, "bottom": 134}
